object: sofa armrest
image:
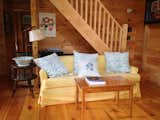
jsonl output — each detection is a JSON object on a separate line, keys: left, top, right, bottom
{"left": 130, "top": 66, "right": 138, "bottom": 74}
{"left": 39, "top": 69, "right": 48, "bottom": 84}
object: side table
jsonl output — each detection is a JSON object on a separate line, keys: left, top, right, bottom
{"left": 11, "top": 63, "right": 37, "bottom": 98}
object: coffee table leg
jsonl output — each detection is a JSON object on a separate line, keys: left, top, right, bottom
{"left": 129, "top": 86, "right": 133, "bottom": 117}
{"left": 76, "top": 85, "right": 79, "bottom": 109}
{"left": 116, "top": 91, "right": 119, "bottom": 106}
{"left": 82, "top": 90, "right": 86, "bottom": 112}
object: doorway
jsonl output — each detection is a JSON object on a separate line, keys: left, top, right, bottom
{"left": 3, "top": 0, "right": 31, "bottom": 76}
{"left": 12, "top": 11, "right": 32, "bottom": 55}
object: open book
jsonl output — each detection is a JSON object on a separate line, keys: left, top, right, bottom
{"left": 85, "top": 77, "right": 106, "bottom": 86}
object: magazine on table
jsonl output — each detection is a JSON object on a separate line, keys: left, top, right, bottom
{"left": 85, "top": 76, "right": 106, "bottom": 86}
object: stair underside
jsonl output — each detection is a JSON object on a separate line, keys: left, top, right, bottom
{"left": 49, "top": 0, "right": 110, "bottom": 54}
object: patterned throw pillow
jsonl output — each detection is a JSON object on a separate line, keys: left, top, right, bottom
{"left": 73, "top": 51, "right": 99, "bottom": 76}
{"left": 104, "top": 52, "right": 131, "bottom": 73}
{"left": 34, "top": 53, "right": 68, "bottom": 78}
{"left": 78, "top": 59, "right": 100, "bottom": 77}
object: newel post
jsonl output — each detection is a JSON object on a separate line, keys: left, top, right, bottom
{"left": 121, "top": 24, "right": 128, "bottom": 52}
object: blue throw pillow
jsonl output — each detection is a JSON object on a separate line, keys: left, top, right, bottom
{"left": 73, "top": 51, "right": 99, "bottom": 75}
{"left": 34, "top": 53, "right": 68, "bottom": 78}
{"left": 104, "top": 52, "right": 131, "bottom": 73}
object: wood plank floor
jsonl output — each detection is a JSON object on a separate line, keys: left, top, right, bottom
{"left": 0, "top": 78, "right": 160, "bottom": 120}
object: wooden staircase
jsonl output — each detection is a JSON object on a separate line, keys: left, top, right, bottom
{"left": 49, "top": 0, "right": 128, "bottom": 54}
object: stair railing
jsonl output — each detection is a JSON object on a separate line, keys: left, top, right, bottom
{"left": 68, "top": 0, "right": 128, "bottom": 52}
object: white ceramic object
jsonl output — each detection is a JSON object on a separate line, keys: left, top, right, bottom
{"left": 12, "top": 56, "right": 33, "bottom": 67}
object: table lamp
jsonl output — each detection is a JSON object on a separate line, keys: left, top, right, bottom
{"left": 29, "top": 29, "right": 45, "bottom": 42}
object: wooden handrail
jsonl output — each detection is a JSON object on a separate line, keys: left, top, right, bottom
{"left": 67, "top": 0, "right": 128, "bottom": 52}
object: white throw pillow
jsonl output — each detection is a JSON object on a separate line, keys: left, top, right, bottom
{"left": 78, "top": 60, "right": 100, "bottom": 77}
{"left": 74, "top": 51, "right": 99, "bottom": 74}
{"left": 104, "top": 52, "right": 131, "bottom": 73}
{"left": 34, "top": 53, "right": 68, "bottom": 78}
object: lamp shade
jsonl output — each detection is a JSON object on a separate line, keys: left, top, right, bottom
{"left": 29, "top": 29, "right": 45, "bottom": 42}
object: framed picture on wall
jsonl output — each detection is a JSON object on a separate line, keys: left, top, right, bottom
{"left": 144, "top": 0, "right": 160, "bottom": 24}
{"left": 39, "top": 12, "right": 56, "bottom": 37}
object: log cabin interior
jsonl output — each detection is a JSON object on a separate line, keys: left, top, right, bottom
{"left": 0, "top": 0, "right": 160, "bottom": 119}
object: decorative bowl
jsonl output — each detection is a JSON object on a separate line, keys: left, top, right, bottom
{"left": 12, "top": 56, "right": 34, "bottom": 67}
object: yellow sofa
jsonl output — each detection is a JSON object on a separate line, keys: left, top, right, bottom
{"left": 38, "top": 55, "right": 141, "bottom": 107}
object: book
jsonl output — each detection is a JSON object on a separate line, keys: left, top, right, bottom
{"left": 85, "top": 77, "right": 106, "bottom": 86}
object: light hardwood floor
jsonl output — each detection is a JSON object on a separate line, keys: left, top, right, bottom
{"left": 0, "top": 77, "right": 160, "bottom": 120}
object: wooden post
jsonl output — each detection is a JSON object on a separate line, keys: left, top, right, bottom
{"left": 142, "top": 25, "right": 150, "bottom": 70}
{"left": 121, "top": 24, "right": 128, "bottom": 51}
{"left": 31, "top": 0, "right": 39, "bottom": 89}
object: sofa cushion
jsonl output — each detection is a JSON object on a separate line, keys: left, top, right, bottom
{"left": 59, "top": 55, "right": 74, "bottom": 73}
{"left": 104, "top": 52, "right": 131, "bottom": 73}
{"left": 97, "top": 55, "right": 106, "bottom": 74}
{"left": 42, "top": 75, "right": 77, "bottom": 89}
{"left": 34, "top": 53, "right": 68, "bottom": 78}
{"left": 73, "top": 51, "right": 98, "bottom": 74}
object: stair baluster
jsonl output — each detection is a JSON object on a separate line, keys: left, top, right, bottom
{"left": 89, "top": 0, "right": 93, "bottom": 28}
{"left": 102, "top": 10, "right": 106, "bottom": 41}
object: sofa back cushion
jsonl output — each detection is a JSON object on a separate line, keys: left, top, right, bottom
{"left": 60, "top": 55, "right": 74, "bottom": 73}
{"left": 97, "top": 55, "right": 106, "bottom": 74}
{"left": 60, "top": 55, "right": 106, "bottom": 74}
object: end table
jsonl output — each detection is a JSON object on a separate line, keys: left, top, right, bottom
{"left": 11, "top": 63, "right": 37, "bottom": 98}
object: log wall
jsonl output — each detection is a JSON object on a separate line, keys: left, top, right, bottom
{"left": 143, "top": 24, "right": 160, "bottom": 85}
{"left": 0, "top": 0, "right": 7, "bottom": 76}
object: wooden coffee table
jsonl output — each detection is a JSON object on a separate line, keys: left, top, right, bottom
{"left": 75, "top": 76, "right": 134, "bottom": 117}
